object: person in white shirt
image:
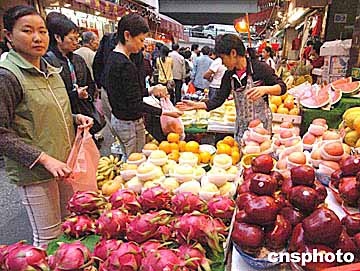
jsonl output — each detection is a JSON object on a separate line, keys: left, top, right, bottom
{"left": 190, "top": 43, "right": 200, "bottom": 63}
{"left": 169, "top": 43, "right": 186, "bottom": 103}
{"left": 262, "top": 46, "right": 276, "bottom": 71}
{"left": 74, "top": 31, "right": 99, "bottom": 79}
{"left": 203, "top": 51, "right": 227, "bottom": 100}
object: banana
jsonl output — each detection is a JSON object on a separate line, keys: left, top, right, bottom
{"left": 97, "top": 175, "right": 105, "bottom": 181}
{"left": 109, "top": 170, "right": 115, "bottom": 180}
{"left": 103, "top": 167, "right": 114, "bottom": 177}
{"left": 101, "top": 156, "right": 111, "bottom": 163}
{"left": 109, "top": 155, "right": 115, "bottom": 162}
{"left": 114, "top": 156, "right": 119, "bottom": 164}
{"left": 98, "top": 165, "right": 111, "bottom": 174}
{"left": 116, "top": 161, "right": 123, "bottom": 166}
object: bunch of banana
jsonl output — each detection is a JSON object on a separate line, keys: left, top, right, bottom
{"left": 96, "top": 155, "right": 122, "bottom": 188}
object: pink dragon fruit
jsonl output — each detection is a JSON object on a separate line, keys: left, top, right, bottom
{"left": 0, "top": 241, "right": 26, "bottom": 269}
{"left": 213, "top": 218, "right": 229, "bottom": 238}
{"left": 62, "top": 215, "right": 95, "bottom": 238}
{"left": 207, "top": 196, "right": 235, "bottom": 220}
{"left": 49, "top": 241, "right": 93, "bottom": 270}
{"left": 109, "top": 189, "right": 141, "bottom": 214}
{"left": 138, "top": 185, "right": 171, "bottom": 211}
{"left": 94, "top": 239, "right": 122, "bottom": 262}
{"left": 67, "top": 191, "right": 107, "bottom": 215}
{"left": 178, "top": 243, "right": 211, "bottom": 271}
{"left": 171, "top": 192, "right": 206, "bottom": 215}
{"left": 153, "top": 225, "right": 173, "bottom": 242}
{"left": 141, "top": 240, "right": 164, "bottom": 254}
{"left": 127, "top": 210, "right": 172, "bottom": 243}
{"left": 140, "top": 249, "right": 185, "bottom": 271}
{"left": 99, "top": 242, "right": 142, "bottom": 271}
{"left": 174, "top": 211, "right": 222, "bottom": 256}
{"left": 96, "top": 209, "right": 129, "bottom": 239}
{"left": 4, "top": 244, "right": 49, "bottom": 271}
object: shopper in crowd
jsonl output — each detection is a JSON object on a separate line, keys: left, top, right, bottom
{"left": 45, "top": 13, "right": 104, "bottom": 140}
{"left": 152, "top": 42, "right": 162, "bottom": 67}
{"left": 142, "top": 47, "right": 153, "bottom": 79}
{"left": 0, "top": 5, "right": 93, "bottom": 246}
{"left": 0, "top": 37, "right": 12, "bottom": 61}
{"left": 262, "top": 46, "right": 276, "bottom": 71}
{"left": 309, "top": 41, "right": 324, "bottom": 68}
{"left": 191, "top": 43, "right": 200, "bottom": 62}
{"left": 302, "top": 40, "right": 313, "bottom": 64}
{"left": 177, "top": 34, "right": 286, "bottom": 142}
{"left": 191, "top": 45, "right": 213, "bottom": 92}
{"left": 203, "top": 51, "right": 227, "bottom": 100}
{"left": 157, "top": 45, "right": 175, "bottom": 102}
{"left": 74, "top": 31, "right": 99, "bottom": 80}
{"left": 169, "top": 43, "right": 186, "bottom": 103}
{"left": 182, "top": 49, "right": 192, "bottom": 84}
{"left": 104, "top": 14, "right": 181, "bottom": 157}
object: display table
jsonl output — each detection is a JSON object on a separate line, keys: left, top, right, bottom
{"left": 184, "top": 126, "right": 207, "bottom": 134}
{"left": 300, "top": 97, "right": 359, "bottom": 134}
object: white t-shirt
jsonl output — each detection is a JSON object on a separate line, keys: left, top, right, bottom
{"left": 266, "top": 58, "right": 276, "bottom": 71}
{"left": 209, "top": 58, "right": 227, "bottom": 89}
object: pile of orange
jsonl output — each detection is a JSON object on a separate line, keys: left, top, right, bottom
{"left": 216, "top": 136, "right": 241, "bottom": 165}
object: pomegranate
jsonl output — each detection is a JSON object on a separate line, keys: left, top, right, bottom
{"left": 340, "top": 156, "right": 360, "bottom": 177}
{"left": 334, "top": 229, "right": 358, "bottom": 254}
{"left": 235, "top": 192, "right": 256, "bottom": 210}
{"left": 330, "top": 169, "right": 343, "bottom": 189}
{"left": 237, "top": 180, "right": 250, "bottom": 194}
{"left": 231, "top": 222, "right": 264, "bottom": 249}
{"left": 249, "top": 173, "right": 277, "bottom": 196}
{"left": 281, "top": 177, "right": 293, "bottom": 196}
{"left": 243, "top": 167, "right": 254, "bottom": 181}
{"left": 265, "top": 214, "right": 292, "bottom": 249}
{"left": 342, "top": 213, "right": 360, "bottom": 236}
{"left": 251, "top": 154, "right": 274, "bottom": 174}
{"left": 280, "top": 207, "right": 304, "bottom": 226}
{"left": 290, "top": 165, "right": 315, "bottom": 187}
{"left": 270, "top": 171, "right": 284, "bottom": 188}
{"left": 244, "top": 196, "right": 278, "bottom": 225}
{"left": 339, "top": 176, "right": 360, "bottom": 206}
{"left": 289, "top": 223, "right": 306, "bottom": 252}
{"left": 274, "top": 193, "right": 290, "bottom": 211}
{"left": 313, "top": 180, "right": 327, "bottom": 202}
{"left": 289, "top": 186, "right": 319, "bottom": 214}
{"left": 299, "top": 245, "right": 337, "bottom": 271}
{"left": 207, "top": 196, "right": 235, "bottom": 220}
{"left": 302, "top": 207, "right": 342, "bottom": 245}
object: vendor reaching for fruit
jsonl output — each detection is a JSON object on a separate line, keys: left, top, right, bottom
{"left": 0, "top": 6, "right": 93, "bottom": 246}
{"left": 103, "top": 14, "right": 182, "bottom": 157}
{"left": 177, "top": 34, "right": 286, "bottom": 143}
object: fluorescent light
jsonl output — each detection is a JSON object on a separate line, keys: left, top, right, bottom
{"left": 95, "top": 11, "right": 101, "bottom": 16}
{"left": 288, "top": 8, "right": 307, "bottom": 24}
{"left": 295, "top": 21, "right": 305, "bottom": 30}
{"left": 64, "top": 3, "right": 71, "bottom": 8}
{"left": 117, "top": 17, "right": 121, "bottom": 21}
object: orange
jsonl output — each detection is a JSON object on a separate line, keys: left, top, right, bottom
{"left": 167, "top": 133, "right": 180, "bottom": 143}
{"left": 199, "top": 151, "right": 211, "bottom": 164}
{"left": 159, "top": 141, "right": 172, "bottom": 154}
{"left": 270, "top": 96, "right": 282, "bottom": 107}
{"left": 284, "top": 96, "right": 295, "bottom": 110}
{"left": 179, "top": 141, "right": 187, "bottom": 152}
{"left": 217, "top": 143, "right": 232, "bottom": 156}
{"left": 168, "top": 150, "right": 180, "bottom": 162}
{"left": 289, "top": 108, "right": 299, "bottom": 115}
{"left": 231, "top": 151, "right": 241, "bottom": 165}
{"left": 216, "top": 140, "right": 225, "bottom": 148}
{"left": 223, "top": 136, "right": 235, "bottom": 147}
{"left": 269, "top": 104, "right": 277, "bottom": 113}
{"left": 234, "top": 141, "right": 239, "bottom": 148}
{"left": 185, "top": 141, "right": 200, "bottom": 153}
{"left": 169, "top": 142, "right": 179, "bottom": 152}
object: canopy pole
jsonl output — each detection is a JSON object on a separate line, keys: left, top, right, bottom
{"left": 246, "top": 13, "right": 252, "bottom": 48}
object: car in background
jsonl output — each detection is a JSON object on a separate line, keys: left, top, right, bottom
{"left": 203, "top": 24, "right": 237, "bottom": 39}
{"left": 190, "top": 25, "right": 205, "bottom": 38}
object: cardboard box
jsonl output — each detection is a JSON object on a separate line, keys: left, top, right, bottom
{"left": 320, "top": 39, "right": 352, "bottom": 56}
{"left": 352, "top": 68, "right": 360, "bottom": 79}
{"left": 330, "top": 56, "right": 350, "bottom": 75}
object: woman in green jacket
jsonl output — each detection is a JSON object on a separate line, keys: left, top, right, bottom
{"left": 0, "top": 5, "right": 92, "bottom": 246}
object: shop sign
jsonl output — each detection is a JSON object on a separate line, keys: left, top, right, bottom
{"left": 334, "top": 13, "right": 347, "bottom": 24}
{"left": 295, "top": 0, "right": 330, "bottom": 8}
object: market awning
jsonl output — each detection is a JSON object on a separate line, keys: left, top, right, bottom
{"left": 234, "top": 7, "right": 275, "bottom": 35}
{"left": 159, "top": 13, "right": 185, "bottom": 40}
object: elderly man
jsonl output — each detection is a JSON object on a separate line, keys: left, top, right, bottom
{"left": 75, "top": 31, "right": 99, "bottom": 79}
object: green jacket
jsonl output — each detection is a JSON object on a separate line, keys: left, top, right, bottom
{"left": 0, "top": 50, "right": 75, "bottom": 185}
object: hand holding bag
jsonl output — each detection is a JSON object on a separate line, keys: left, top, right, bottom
{"left": 65, "top": 127, "right": 100, "bottom": 192}
{"left": 160, "top": 97, "right": 185, "bottom": 137}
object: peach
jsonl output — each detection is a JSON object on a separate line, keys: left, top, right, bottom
{"left": 280, "top": 130, "right": 294, "bottom": 139}
{"left": 285, "top": 138, "right": 301, "bottom": 147}
{"left": 323, "top": 142, "right": 344, "bottom": 157}
{"left": 311, "top": 149, "right": 321, "bottom": 160}
{"left": 288, "top": 152, "right": 306, "bottom": 165}
{"left": 322, "top": 131, "right": 341, "bottom": 141}
{"left": 312, "top": 118, "right": 327, "bottom": 126}
{"left": 280, "top": 122, "right": 294, "bottom": 129}
{"left": 254, "top": 127, "right": 270, "bottom": 135}
{"left": 303, "top": 133, "right": 316, "bottom": 145}
{"left": 277, "top": 158, "right": 288, "bottom": 170}
{"left": 249, "top": 119, "right": 262, "bottom": 128}
{"left": 260, "top": 140, "right": 272, "bottom": 152}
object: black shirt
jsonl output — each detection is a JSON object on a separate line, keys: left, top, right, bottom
{"left": 104, "top": 51, "right": 162, "bottom": 121}
{"left": 205, "top": 59, "right": 287, "bottom": 111}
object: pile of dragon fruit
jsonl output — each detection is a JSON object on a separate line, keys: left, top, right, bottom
{"left": 0, "top": 186, "right": 235, "bottom": 271}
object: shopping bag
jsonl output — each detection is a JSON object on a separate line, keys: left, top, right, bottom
{"left": 65, "top": 127, "right": 100, "bottom": 192}
{"left": 160, "top": 97, "right": 185, "bottom": 137}
{"left": 187, "top": 82, "right": 196, "bottom": 94}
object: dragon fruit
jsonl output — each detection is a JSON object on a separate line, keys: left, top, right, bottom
{"left": 178, "top": 243, "right": 211, "bottom": 271}
{"left": 174, "top": 211, "right": 222, "bottom": 256}
{"left": 99, "top": 242, "right": 142, "bottom": 271}
{"left": 213, "top": 218, "right": 229, "bottom": 238}
{"left": 49, "top": 241, "right": 93, "bottom": 270}
{"left": 207, "top": 196, "right": 235, "bottom": 220}
{"left": 109, "top": 189, "right": 141, "bottom": 214}
{"left": 153, "top": 225, "right": 173, "bottom": 242}
{"left": 127, "top": 210, "right": 172, "bottom": 243}
{"left": 4, "top": 244, "right": 49, "bottom": 271}
{"left": 138, "top": 185, "right": 171, "bottom": 211}
{"left": 141, "top": 240, "right": 168, "bottom": 255}
{"left": 67, "top": 191, "right": 107, "bottom": 215}
{"left": 62, "top": 215, "right": 95, "bottom": 238}
{"left": 140, "top": 249, "right": 184, "bottom": 271}
{"left": 94, "top": 239, "right": 122, "bottom": 262}
{"left": 171, "top": 192, "right": 206, "bottom": 215}
{"left": 96, "top": 209, "right": 129, "bottom": 239}
{"left": 0, "top": 241, "right": 25, "bottom": 270}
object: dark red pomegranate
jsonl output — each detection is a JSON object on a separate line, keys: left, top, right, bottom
{"left": 249, "top": 173, "right": 277, "bottom": 196}
{"left": 270, "top": 171, "right": 284, "bottom": 188}
{"left": 313, "top": 180, "right": 327, "bottom": 203}
{"left": 281, "top": 177, "right": 293, "bottom": 196}
{"left": 340, "top": 156, "right": 360, "bottom": 177}
{"left": 251, "top": 154, "right": 274, "bottom": 174}
{"left": 290, "top": 165, "right": 315, "bottom": 187}
{"left": 280, "top": 207, "right": 304, "bottom": 226}
{"left": 235, "top": 192, "right": 256, "bottom": 210}
{"left": 330, "top": 169, "right": 343, "bottom": 189}
{"left": 265, "top": 214, "right": 292, "bottom": 249}
{"left": 289, "top": 186, "right": 319, "bottom": 214}
{"left": 342, "top": 213, "right": 360, "bottom": 236}
{"left": 244, "top": 196, "right": 278, "bottom": 226}
{"left": 334, "top": 228, "right": 358, "bottom": 254}
{"left": 231, "top": 222, "right": 264, "bottom": 249}
{"left": 289, "top": 223, "right": 306, "bottom": 252}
